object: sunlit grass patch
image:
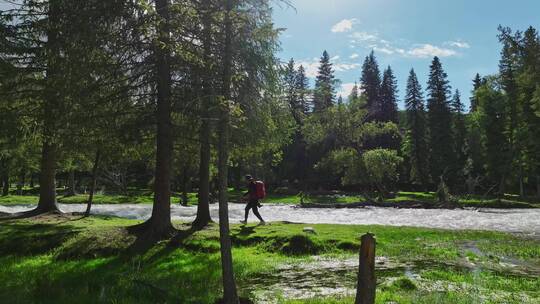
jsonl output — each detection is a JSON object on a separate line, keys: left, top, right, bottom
{"left": 0, "top": 216, "right": 538, "bottom": 303}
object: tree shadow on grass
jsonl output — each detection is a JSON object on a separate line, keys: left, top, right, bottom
{"left": 0, "top": 208, "right": 62, "bottom": 221}
{"left": 123, "top": 220, "right": 212, "bottom": 257}
{"left": 0, "top": 221, "right": 78, "bottom": 256}
{"left": 141, "top": 224, "right": 210, "bottom": 265}
{"left": 230, "top": 224, "right": 266, "bottom": 247}
{"left": 1, "top": 247, "right": 222, "bottom": 303}
{"left": 237, "top": 225, "right": 257, "bottom": 236}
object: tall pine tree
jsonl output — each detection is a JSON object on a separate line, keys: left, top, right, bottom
{"left": 348, "top": 82, "right": 359, "bottom": 102}
{"left": 360, "top": 50, "right": 381, "bottom": 119}
{"left": 518, "top": 27, "right": 540, "bottom": 198}
{"left": 281, "top": 61, "right": 310, "bottom": 188}
{"left": 284, "top": 58, "right": 301, "bottom": 124}
{"left": 498, "top": 28, "right": 521, "bottom": 196}
{"left": 477, "top": 78, "right": 510, "bottom": 197}
{"left": 404, "top": 69, "right": 429, "bottom": 187}
{"left": 426, "top": 56, "right": 454, "bottom": 184}
{"left": 295, "top": 65, "right": 311, "bottom": 116}
{"left": 313, "top": 51, "right": 335, "bottom": 112}
{"left": 451, "top": 89, "right": 467, "bottom": 187}
{"left": 379, "top": 66, "right": 399, "bottom": 123}
{"left": 470, "top": 73, "right": 483, "bottom": 112}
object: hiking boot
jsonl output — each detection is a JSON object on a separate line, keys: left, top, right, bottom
{"left": 240, "top": 220, "right": 247, "bottom": 225}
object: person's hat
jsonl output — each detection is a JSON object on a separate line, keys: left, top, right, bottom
{"left": 245, "top": 174, "right": 253, "bottom": 180}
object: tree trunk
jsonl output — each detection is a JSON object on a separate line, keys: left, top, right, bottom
{"left": 217, "top": 0, "right": 239, "bottom": 301}
{"left": 194, "top": 119, "right": 212, "bottom": 226}
{"left": 35, "top": 0, "right": 61, "bottom": 214}
{"left": 85, "top": 150, "right": 101, "bottom": 216}
{"left": 217, "top": 102, "right": 238, "bottom": 303}
{"left": 16, "top": 171, "right": 25, "bottom": 195}
{"left": 65, "top": 170, "right": 76, "bottom": 196}
{"left": 537, "top": 175, "right": 540, "bottom": 199}
{"left": 37, "top": 141, "right": 59, "bottom": 212}
{"left": 75, "top": 172, "right": 82, "bottom": 192}
{"left": 146, "top": 0, "right": 173, "bottom": 235}
{"left": 217, "top": 0, "right": 239, "bottom": 302}
{"left": 193, "top": 0, "right": 214, "bottom": 229}
{"left": 497, "top": 175, "right": 506, "bottom": 199}
{"left": 1, "top": 170, "right": 8, "bottom": 197}
{"left": 519, "top": 166, "right": 524, "bottom": 198}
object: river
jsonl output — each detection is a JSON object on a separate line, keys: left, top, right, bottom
{"left": 1, "top": 203, "right": 539, "bottom": 235}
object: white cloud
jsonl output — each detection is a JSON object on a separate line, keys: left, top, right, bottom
{"left": 374, "top": 47, "right": 395, "bottom": 55}
{"left": 350, "top": 53, "right": 359, "bottom": 59}
{"left": 334, "top": 63, "right": 361, "bottom": 72}
{"left": 446, "top": 40, "right": 470, "bottom": 49}
{"left": 295, "top": 57, "right": 360, "bottom": 79}
{"left": 350, "top": 31, "right": 378, "bottom": 42}
{"left": 407, "top": 44, "right": 457, "bottom": 58}
{"left": 331, "top": 18, "right": 357, "bottom": 33}
{"left": 347, "top": 29, "right": 463, "bottom": 59}
{"left": 295, "top": 60, "right": 319, "bottom": 78}
{"left": 337, "top": 83, "right": 356, "bottom": 99}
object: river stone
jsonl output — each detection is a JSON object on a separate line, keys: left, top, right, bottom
{"left": 303, "top": 227, "right": 316, "bottom": 234}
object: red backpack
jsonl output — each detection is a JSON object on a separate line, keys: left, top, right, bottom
{"left": 254, "top": 181, "right": 266, "bottom": 199}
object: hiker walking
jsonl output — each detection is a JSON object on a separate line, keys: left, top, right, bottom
{"left": 240, "top": 174, "right": 266, "bottom": 225}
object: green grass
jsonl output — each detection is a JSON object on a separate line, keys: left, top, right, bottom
{"left": 1, "top": 188, "right": 538, "bottom": 208}
{"left": 389, "top": 192, "right": 540, "bottom": 208}
{"left": 0, "top": 193, "right": 195, "bottom": 206}
{"left": 0, "top": 215, "right": 538, "bottom": 303}
{"left": 263, "top": 191, "right": 540, "bottom": 208}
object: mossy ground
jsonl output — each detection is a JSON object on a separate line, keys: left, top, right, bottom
{"left": 0, "top": 214, "right": 538, "bottom": 303}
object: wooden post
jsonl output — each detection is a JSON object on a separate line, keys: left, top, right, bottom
{"left": 355, "top": 233, "right": 376, "bottom": 304}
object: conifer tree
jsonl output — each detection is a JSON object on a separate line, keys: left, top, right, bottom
{"left": 426, "top": 57, "right": 454, "bottom": 183}
{"left": 518, "top": 27, "right": 540, "bottom": 198}
{"left": 193, "top": 0, "right": 218, "bottom": 228}
{"left": 451, "top": 89, "right": 467, "bottom": 187}
{"left": 477, "top": 79, "right": 510, "bottom": 196}
{"left": 469, "top": 73, "right": 483, "bottom": 112}
{"left": 404, "top": 69, "right": 429, "bottom": 187}
{"left": 379, "top": 66, "right": 399, "bottom": 123}
{"left": 467, "top": 77, "right": 488, "bottom": 192}
{"left": 284, "top": 58, "right": 301, "bottom": 123}
{"left": 349, "top": 82, "right": 359, "bottom": 103}
{"left": 313, "top": 50, "right": 335, "bottom": 112}
{"left": 144, "top": 0, "right": 175, "bottom": 235}
{"left": 295, "top": 65, "right": 311, "bottom": 115}
{"left": 498, "top": 31, "right": 520, "bottom": 194}
{"left": 360, "top": 51, "right": 381, "bottom": 119}
{"left": 280, "top": 63, "right": 310, "bottom": 187}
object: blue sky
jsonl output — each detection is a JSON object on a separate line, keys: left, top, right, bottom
{"left": 272, "top": 0, "right": 540, "bottom": 109}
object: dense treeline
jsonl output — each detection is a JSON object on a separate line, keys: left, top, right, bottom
{"left": 1, "top": 1, "right": 539, "bottom": 220}
{"left": 1, "top": 0, "right": 287, "bottom": 301}
{"left": 278, "top": 28, "right": 540, "bottom": 200}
